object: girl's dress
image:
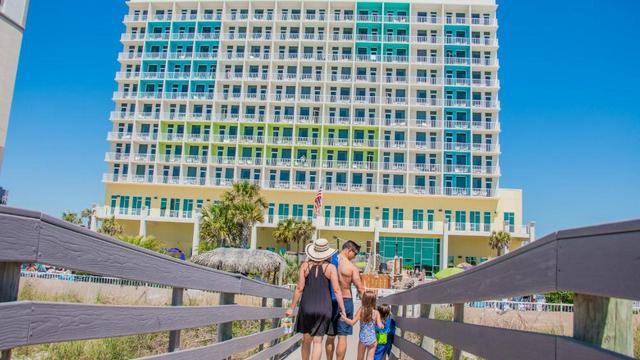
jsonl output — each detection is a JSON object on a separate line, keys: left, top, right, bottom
{"left": 359, "top": 319, "right": 378, "bottom": 346}
{"left": 294, "top": 264, "right": 333, "bottom": 336}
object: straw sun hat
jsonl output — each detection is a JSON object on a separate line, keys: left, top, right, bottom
{"left": 305, "top": 238, "right": 336, "bottom": 262}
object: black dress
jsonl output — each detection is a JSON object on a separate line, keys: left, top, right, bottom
{"left": 295, "top": 263, "right": 333, "bottom": 336}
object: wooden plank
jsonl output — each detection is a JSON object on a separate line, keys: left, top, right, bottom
{"left": 383, "top": 236, "right": 558, "bottom": 305}
{"left": 245, "top": 334, "right": 302, "bottom": 360}
{"left": 557, "top": 231, "right": 640, "bottom": 300}
{"left": 573, "top": 294, "right": 633, "bottom": 356}
{"left": 137, "top": 327, "right": 287, "bottom": 360}
{"left": 24, "top": 213, "right": 291, "bottom": 299}
{"left": 0, "top": 302, "right": 288, "bottom": 350}
{"left": 392, "top": 336, "right": 438, "bottom": 360}
{"left": 167, "top": 288, "right": 184, "bottom": 352}
{"left": 0, "top": 213, "right": 40, "bottom": 262}
{"left": 452, "top": 304, "right": 464, "bottom": 360}
{"left": 557, "top": 219, "right": 640, "bottom": 240}
{"left": 556, "top": 337, "right": 634, "bottom": 360}
{"left": 394, "top": 317, "right": 556, "bottom": 360}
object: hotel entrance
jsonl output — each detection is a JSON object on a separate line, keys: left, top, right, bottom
{"left": 379, "top": 236, "right": 441, "bottom": 276}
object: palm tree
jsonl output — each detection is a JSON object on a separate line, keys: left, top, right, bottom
{"left": 62, "top": 211, "right": 82, "bottom": 225}
{"left": 200, "top": 203, "right": 238, "bottom": 248}
{"left": 116, "top": 234, "right": 163, "bottom": 252}
{"left": 99, "top": 216, "right": 124, "bottom": 237}
{"left": 489, "top": 230, "right": 511, "bottom": 257}
{"left": 223, "top": 182, "right": 268, "bottom": 248}
{"left": 80, "top": 208, "right": 95, "bottom": 229}
{"left": 273, "top": 218, "right": 315, "bottom": 264}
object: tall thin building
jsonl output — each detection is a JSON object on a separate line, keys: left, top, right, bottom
{"left": 100, "top": 0, "right": 534, "bottom": 274}
{"left": 0, "top": 0, "right": 29, "bottom": 172}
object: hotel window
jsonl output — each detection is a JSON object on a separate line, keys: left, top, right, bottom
{"left": 335, "top": 206, "right": 346, "bottom": 226}
{"left": 455, "top": 211, "right": 466, "bottom": 231}
{"left": 470, "top": 211, "right": 481, "bottom": 231}
{"left": 382, "top": 208, "right": 389, "bottom": 228}
{"left": 119, "top": 196, "right": 130, "bottom": 215}
{"left": 306, "top": 205, "right": 314, "bottom": 221}
{"left": 504, "top": 212, "right": 515, "bottom": 232}
{"left": 278, "top": 203, "right": 289, "bottom": 221}
{"left": 324, "top": 206, "right": 332, "bottom": 226}
{"left": 293, "top": 204, "right": 303, "bottom": 220}
{"left": 412, "top": 209, "right": 424, "bottom": 230}
{"left": 392, "top": 208, "right": 404, "bottom": 229}
{"left": 349, "top": 207, "right": 360, "bottom": 227}
{"left": 465, "top": 256, "right": 478, "bottom": 266}
{"left": 363, "top": 207, "right": 371, "bottom": 227}
{"left": 268, "top": 203, "right": 275, "bottom": 223}
{"left": 427, "top": 209, "right": 434, "bottom": 230}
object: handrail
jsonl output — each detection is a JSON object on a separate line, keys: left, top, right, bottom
{"left": 0, "top": 206, "right": 299, "bottom": 359}
{"left": 382, "top": 219, "right": 640, "bottom": 359}
{"left": 0, "top": 206, "right": 291, "bottom": 299}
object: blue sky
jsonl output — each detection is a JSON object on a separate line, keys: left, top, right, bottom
{"left": 1, "top": 0, "right": 638, "bottom": 237}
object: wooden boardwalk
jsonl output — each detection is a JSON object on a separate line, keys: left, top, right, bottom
{"left": 285, "top": 301, "right": 360, "bottom": 359}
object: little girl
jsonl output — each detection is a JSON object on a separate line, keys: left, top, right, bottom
{"left": 341, "top": 290, "right": 384, "bottom": 360}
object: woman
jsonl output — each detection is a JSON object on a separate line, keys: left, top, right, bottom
{"left": 286, "top": 238, "right": 346, "bottom": 360}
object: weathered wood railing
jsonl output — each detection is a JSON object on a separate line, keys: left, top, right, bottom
{"left": 383, "top": 219, "right": 640, "bottom": 360}
{"left": 0, "top": 206, "right": 301, "bottom": 359}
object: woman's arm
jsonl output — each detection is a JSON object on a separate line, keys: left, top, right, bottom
{"left": 341, "top": 307, "right": 360, "bottom": 326}
{"left": 328, "top": 264, "right": 347, "bottom": 316}
{"left": 285, "top": 262, "right": 307, "bottom": 317}
{"left": 374, "top": 310, "right": 385, "bottom": 329}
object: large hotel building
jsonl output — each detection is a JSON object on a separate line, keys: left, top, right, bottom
{"left": 100, "top": 0, "right": 535, "bottom": 274}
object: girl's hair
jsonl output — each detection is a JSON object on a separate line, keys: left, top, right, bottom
{"left": 361, "top": 290, "right": 377, "bottom": 323}
{"left": 378, "top": 304, "right": 391, "bottom": 320}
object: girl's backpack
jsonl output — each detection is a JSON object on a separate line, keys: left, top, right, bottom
{"left": 376, "top": 331, "right": 388, "bottom": 345}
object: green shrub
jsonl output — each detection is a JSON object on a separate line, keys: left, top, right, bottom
{"left": 545, "top": 291, "right": 574, "bottom": 304}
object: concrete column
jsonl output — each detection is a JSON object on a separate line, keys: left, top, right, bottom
{"left": 528, "top": 221, "right": 536, "bottom": 242}
{"left": 372, "top": 216, "right": 380, "bottom": 272}
{"left": 249, "top": 223, "right": 258, "bottom": 250}
{"left": 440, "top": 219, "right": 449, "bottom": 269}
{"left": 139, "top": 206, "right": 147, "bottom": 237}
{"left": 90, "top": 207, "right": 98, "bottom": 232}
{"left": 191, "top": 210, "right": 201, "bottom": 256}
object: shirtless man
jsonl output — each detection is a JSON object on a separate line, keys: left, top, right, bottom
{"left": 326, "top": 240, "right": 366, "bottom": 360}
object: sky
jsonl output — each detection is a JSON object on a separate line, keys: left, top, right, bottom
{"left": 1, "top": 0, "right": 639, "bottom": 238}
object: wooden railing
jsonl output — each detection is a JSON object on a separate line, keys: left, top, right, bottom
{"left": 0, "top": 206, "right": 301, "bottom": 360}
{"left": 382, "top": 219, "right": 640, "bottom": 360}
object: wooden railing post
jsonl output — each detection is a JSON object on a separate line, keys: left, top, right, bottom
{"left": 258, "top": 297, "right": 268, "bottom": 352}
{"left": 0, "top": 262, "right": 21, "bottom": 360}
{"left": 452, "top": 303, "right": 465, "bottom": 360}
{"left": 218, "top": 292, "right": 235, "bottom": 342}
{"left": 270, "top": 298, "right": 283, "bottom": 360}
{"left": 418, "top": 304, "right": 435, "bottom": 353}
{"left": 167, "top": 287, "right": 184, "bottom": 352}
{"left": 573, "top": 294, "right": 633, "bottom": 356}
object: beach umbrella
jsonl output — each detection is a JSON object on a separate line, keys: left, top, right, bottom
{"left": 192, "top": 248, "right": 287, "bottom": 284}
{"left": 434, "top": 267, "right": 464, "bottom": 280}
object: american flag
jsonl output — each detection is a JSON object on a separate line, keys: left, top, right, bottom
{"left": 313, "top": 187, "right": 323, "bottom": 215}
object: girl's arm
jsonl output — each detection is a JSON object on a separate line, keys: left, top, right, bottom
{"left": 285, "top": 262, "right": 308, "bottom": 317}
{"left": 341, "top": 307, "right": 361, "bottom": 326}
{"left": 328, "top": 264, "right": 347, "bottom": 316}
{"left": 374, "top": 310, "right": 385, "bottom": 329}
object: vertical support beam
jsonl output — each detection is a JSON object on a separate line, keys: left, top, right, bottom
{"left": 528, "top": 221, "right": 536, "bottom": 243}
{"left": 1, "top": 262, "right": 21, "bottom": 360}
{"left": 258, "top": 297, "right": 268, "bottom": 352}
{"left": 452, "top": 303, "right": 465, "bottom": 360}
{"left": 573, "top": 294, "right": 633, "bottom": 356}
{"left": 372, "top": 216, "right": 380, "bottom": 272}
{"left": 90, "top": 205, "right": 98, "bottom": 231}
{"left": 139, "top": 208, "right": 147, "bottom": 237}
{"left": 419, "top": 304, "right": 435, "bottom": 353}
{"left": 167, "top": 287, "right": 184, "bottom": 352}
{"left": 271, "top": 298, "right": 283, "bottom": 360}
{"left": 440, "top": 219, "right": 449, "bottom": 270}
{"left": 250, "top": 224, "right": 258, "bottom": 250}
{"left": 191, "top": 210, "right": 201, "bottom": 256}
{"left": 218, "top": 293, "right": 235, "bottom": 343}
